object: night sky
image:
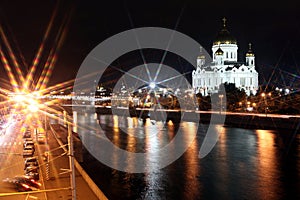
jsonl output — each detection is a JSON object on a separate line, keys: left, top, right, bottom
{"left": 0, "top": 0, "right": 299, "bottom": 90}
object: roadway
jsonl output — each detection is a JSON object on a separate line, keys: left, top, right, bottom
{"left": 0, "top": 118, "right": 47, "bottom": 199}
{"left": 0, "top": 115, "right": 101, "bottom": 200}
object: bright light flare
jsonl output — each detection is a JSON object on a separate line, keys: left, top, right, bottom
{"left": 10, "top": 92, "right": 41, "bottom": 113}
{"left": 13, "top": 94, "right": 26, "bottom": 102}
{"left": 26, "top": 97, "right": 40, "bottom": 113}
{"left": 149, "top": 82, "right": 156, "bottom": 89}
{"left": 0, "top": 1, "right": 74, "bottom": 136}
{"left": 27, "top": 103, "right": 39, "bottom": 112}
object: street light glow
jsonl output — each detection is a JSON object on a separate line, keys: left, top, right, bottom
{"left": 13, "top": 94, "right": 26, "bottom": 102}
{"left": 28, "top": 103, "right": 39, "bottom": 112}
{"left": 149, "top": 82, "right": 156, "bottom": 89}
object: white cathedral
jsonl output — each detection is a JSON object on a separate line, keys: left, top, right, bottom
{"left": 192, "top": 18, "right": 259, "bottom": 96}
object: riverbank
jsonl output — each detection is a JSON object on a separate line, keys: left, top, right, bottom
{"left": 93, "top": 107, "right": 300, "bottom": 132}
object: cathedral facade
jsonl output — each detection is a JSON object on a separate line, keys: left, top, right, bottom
{"left": 192, "top": 18, "right": 259, "bottom": 96}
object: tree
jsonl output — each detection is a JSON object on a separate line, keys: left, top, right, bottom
{"left": 196, "top": 92, "right": 211, "bottom": 111}
{"left": 219, "top": 82, "right": 246, "bottom": 111}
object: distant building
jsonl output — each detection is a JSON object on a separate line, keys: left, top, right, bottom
{"left": 192, "top": 18, "right": 259, "bottom": 96}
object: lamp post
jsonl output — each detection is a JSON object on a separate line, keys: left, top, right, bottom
{"left": 252, "top": 102, "right": 257, "bottom": 112}
{"left": 261, "top": 93, "right": 266, "bottom": 116}
{"left": 68, "top": 122, "right": 76, "bottom": 200}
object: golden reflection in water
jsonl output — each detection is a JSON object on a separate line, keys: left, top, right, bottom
{"left": 126, "top": 128, "right": 137, "bottom": 152}
{"left": 111, "top": 115, "right": 120, "bottom": 146}
{"left": 127, "top": 117, "right": 133, "bottom": 128}
{"left": 256, "top": 129, "right": 280, "bottom": 199}
{"left": 113, "top": 115, "right": 119, "bottom": 128}
{"left": 217, "top": 125, "right": 227, "bottom": 158}
{"left": 167, "top": 120, "right": 176, "bottom": 141}
{"left": 123, "top": 116, "right": 138, "bottom": 172}
{"left": 111, "top": 115, "right": 120, "bottom": 169}
{"left": 181, "top": 122, "right": 200, "bottom": 199}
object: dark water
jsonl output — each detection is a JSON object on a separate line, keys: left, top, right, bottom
{"left": 77, "top": 114, "right": 300, "bottom": 200}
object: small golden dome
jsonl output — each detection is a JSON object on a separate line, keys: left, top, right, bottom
{"left": 215, "top": 47, "right": 224, "bottom": 55}
{"left": 198, "top": 46, "right": 206, "bottom": 59}
{"left": 246, "top": 43, "right": 255, "bottom": 57}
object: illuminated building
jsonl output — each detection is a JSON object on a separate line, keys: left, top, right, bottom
{"left": 192, "top": 18, "right": 259, "bottom": 96}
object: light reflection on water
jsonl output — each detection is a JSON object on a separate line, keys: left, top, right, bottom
{"left": 74, "top": 113, "right": 300, "bottom": 200}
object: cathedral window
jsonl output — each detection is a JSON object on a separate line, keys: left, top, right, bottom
{"left": 241, "top": 78, "right": 245, "bottom": 86}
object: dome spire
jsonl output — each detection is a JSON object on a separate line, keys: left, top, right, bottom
{"left": 246, "top": 43, "right": 255, "bottom": 57}
{"left": 222, "top": 17, "right": 227, "bottom": 28}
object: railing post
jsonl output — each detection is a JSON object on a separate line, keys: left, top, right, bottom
{"left": 68, "top": 123, "right": 76, "bottom": 200}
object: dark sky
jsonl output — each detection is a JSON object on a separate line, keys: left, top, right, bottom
{"left": 0, "top": 0, "right": 300, "bottom": 90}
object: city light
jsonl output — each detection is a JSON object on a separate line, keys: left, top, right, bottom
{"left": 13, "top": 93, "right": 26, "bottom": 102}
{"left": 27, "top": 99, "right": 39, "bottom": 113}
{"left": 149, "top": 82, "right": 156, "bottom": 89}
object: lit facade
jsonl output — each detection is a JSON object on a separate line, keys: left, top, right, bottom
{"left": 192, "top": 18, "right": 258, "bottom": 96}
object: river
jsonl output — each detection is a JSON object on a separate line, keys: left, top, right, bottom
{"left": 74, "top": 112, "right": 300, "bottom": 200}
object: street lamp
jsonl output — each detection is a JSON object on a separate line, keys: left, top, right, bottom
{"left": 261, "top": 92, "right": 268, "bottom": 117}
{"left": 252, "top": 102, "right": 257, "bottom": 112}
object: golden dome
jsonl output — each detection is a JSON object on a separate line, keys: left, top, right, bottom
{"left": 197, "top": 46, "right": 206, "bottom": 59}
{"left": 213, "top": 17, "right": 237, "bottom": 45}
{"left": 215, "top": 47, "right": 224, "bottom": 55}
{"left": 246, "top": 43, "right": 255, "bottom": 57}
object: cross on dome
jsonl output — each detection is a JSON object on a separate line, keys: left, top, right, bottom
{"left": 222, "top": 17, "right": 227, "bottom": 27}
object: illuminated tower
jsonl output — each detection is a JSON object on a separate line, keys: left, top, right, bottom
{"left": 246, "top": 43, "right": 255, "bottom": 67}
